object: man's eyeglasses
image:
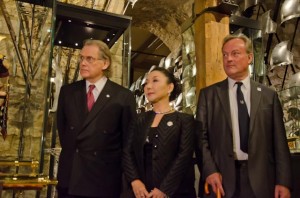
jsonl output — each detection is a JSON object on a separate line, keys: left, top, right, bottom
{"left": 79, "top": 56, "right": 103, "bottom": 64}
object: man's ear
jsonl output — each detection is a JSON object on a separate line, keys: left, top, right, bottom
{"left": 102, "top": 60, "right": 110, "bottom": 70}
{"left": 248, "top": 53, "right": 254, "bottom": 65}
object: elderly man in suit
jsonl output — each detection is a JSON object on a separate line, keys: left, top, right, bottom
{"left": 196, "top": 33, "right": 292, "bottom": 198}
{"left": 56, "top": 39, "right": 136, "bottom": 198}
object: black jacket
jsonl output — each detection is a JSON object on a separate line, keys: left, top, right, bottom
{"left": 57, "top": 79, "right": 137, "bottom": 197}
{"left": 123, "top": 111, "right": 196, "bottom": 197}
{"left": 196, "top": 79, "right": 292, "bottom": 198}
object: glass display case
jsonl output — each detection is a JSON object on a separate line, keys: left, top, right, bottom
{"left": 181, "top": 25, "right": 196, "bottom": 115}
{"left": 279, "top": 86, "right": 300, "bottom": 153}
{"left": 0, "top": 1, "right": 131, "bottom": 197}
{"left": 130, "top": 24, "right": 196, "bottom": 116}
{"left": 0, "top": 1, "right": 56, "bottom": 197}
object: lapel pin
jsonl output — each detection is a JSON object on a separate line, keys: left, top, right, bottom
{"left": 257, "top": 87, "right": 261, "bottom": 91}
{"left": 167, "top": 121, "right": 173, "bottom": 127}
{"left": 106, "top": 94, "right": 110, "bottom": 98}
{"left": 240, "top": 100, "right": 244, "bottom": 104}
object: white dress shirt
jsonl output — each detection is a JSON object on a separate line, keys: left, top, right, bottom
{"left": 86, "top": 76, "right": 107, "bottom": 101}
{"left": 228, "top": 76, "right": 251, "bottom": 160}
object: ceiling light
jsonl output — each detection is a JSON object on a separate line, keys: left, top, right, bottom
{"left": 85, "top": 27, "right": 93, "bottom": 33}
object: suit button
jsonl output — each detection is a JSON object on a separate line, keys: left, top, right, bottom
{"left": 155, "top": 134, "right": 158, "bottom": 138}
{"left": 70, "top": 126, "right": 75, "bottom": 130}
{"left": 103, "top": 130, "right": 107, "bottom": 134}
{"left": 154, "top": 145, "right": 158, "bottom": 149}
{"left": 94, "top": 152, "right": 97, "bottom": 156}
{"left": 76, "top": 149, "right": 79, "bottom": 153}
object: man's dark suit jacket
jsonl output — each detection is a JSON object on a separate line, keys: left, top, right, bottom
{"left": 123, "top": 111, "right": 196, "bottom": 197}
{"left": 56, "top": 79, "right": 136, "bottom": 197}
{"left": 196, "top": 79, "right": 292, "bottom": 198}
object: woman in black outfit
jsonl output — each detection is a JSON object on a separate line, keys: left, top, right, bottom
{"left": 123, "top": 67, "right": 196, "bottom": 198}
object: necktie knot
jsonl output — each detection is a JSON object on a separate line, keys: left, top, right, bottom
{"left": 88, "top": 84, "right": 95, "bottom": 92}
{"left": 236, "top": 82, "right": 243, "bottom": 88}
{"left": 87, "top": 85, "right": 96, "bottom": 111}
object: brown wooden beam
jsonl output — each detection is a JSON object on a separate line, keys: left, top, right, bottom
{"left": 194, "top": 0, "right": 229, "bottom": 94}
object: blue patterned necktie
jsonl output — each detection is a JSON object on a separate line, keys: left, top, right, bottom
{"left": 236, "top": 82, "right": 249, "bottom": 153}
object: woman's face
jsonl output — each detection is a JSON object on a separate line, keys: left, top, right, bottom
{"left": 143, "top": 70, "right": 173, "bottom": 104}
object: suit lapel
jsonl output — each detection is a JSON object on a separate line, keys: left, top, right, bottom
{"left": 80, "top": 80, "right": 113, "bottom": 132}
{"left": 74, "top": 80, "right": 88, "bottom": 120}
{"left": 250, "top": 80, "right": 262, "bottom": 133}
{"left": 216, "top": 79, "right": 232, "bottom": 131}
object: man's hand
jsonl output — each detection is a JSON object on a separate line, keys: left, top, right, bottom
{"left": 131, "top": 179, "right": 150, "bottom": 198}
{"left": 148, "top": 187, "right": 167, "bottom": 198}
{"left": 275, "top": 185, "right": 290, "bottom": 198}
{"left": 206, "top": 172, "right": 225, "bottom": 196}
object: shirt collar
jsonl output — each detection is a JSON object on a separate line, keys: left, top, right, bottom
{"left": 228, "top": 76, "right": 251, "bottom": 90}
{"left": 86, "top": 76, "right": 107, "bottom": 90}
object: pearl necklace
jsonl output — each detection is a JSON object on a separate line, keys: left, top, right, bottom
{"left": 154, "top": 108, "right": 174, "bottom": 114}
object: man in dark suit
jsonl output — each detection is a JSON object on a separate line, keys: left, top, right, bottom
{"left": 196, "top": 33, "right": 292, "bottom": 198}
{"left": 56, "top": 39, "right": 136, "bottom": 198}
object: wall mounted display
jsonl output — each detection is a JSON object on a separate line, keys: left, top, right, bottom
{"left": 0, "top": 0, "right": 132, "bottom": 197}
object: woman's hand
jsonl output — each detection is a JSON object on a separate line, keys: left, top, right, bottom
{"left": 131, "top": 179, "right": 150, "bottom": 198}
{"left": 148, "top": 187, "right": 167, "bottom": 198}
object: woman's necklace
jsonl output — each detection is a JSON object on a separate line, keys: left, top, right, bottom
{"left": 154, "top": 107, "right": 174, "bottom": 114}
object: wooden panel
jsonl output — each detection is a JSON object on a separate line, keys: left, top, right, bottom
{"left": 194, "top": 0, "right": 229, "bottom": 94}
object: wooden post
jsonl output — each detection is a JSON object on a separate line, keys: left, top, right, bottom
{"left": 194, "top": 0, "right": 229, "bottom": 94}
